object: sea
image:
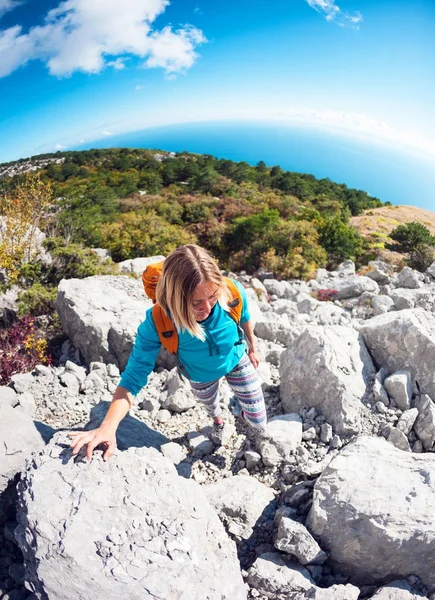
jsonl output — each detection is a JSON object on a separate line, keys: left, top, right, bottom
{"left": 76, "top": 120, "right": 435, "bottom": 210}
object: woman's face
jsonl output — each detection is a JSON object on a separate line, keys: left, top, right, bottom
{"left": 192, "top": 281, "right": 220, "bottom": 321}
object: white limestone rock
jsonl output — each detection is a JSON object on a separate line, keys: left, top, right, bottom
{"left": 397, "top": 267, "right": 423, "bottom": 289}
{"left": 414, "top": 394, "right": 435, "bottom": 450}
{"left": 371, "top": 295, "right": 395, "bottom": 315}
{"left": 161, "top": 368, "right": 196, "bottom": 412}
{"left": 258, "top": 414, "right": 303, "bottom": 466}
{"left": 384, "top": 370, "right": 413, "bottom": 411}
{"left": 15, "top": 434, "right": 247, "bottom": 600}
{"left": 334, "top": 275, "right": 379, "bottom": 299}
{"left": 274, "top": 516, "right": 327, "bottom": 565}
{"left": 118, "top": 255, "right": 165, "bottom": 275}
{"left": 307, "top": 436, "right": 435, "bottom": 591}
{"left": 0, "top": 385, "right": 18, "bottom": 407}
{"left": 246, "top": 552, "right": 359, "bottom": 600}
{"left": 0, "top": 404, "right": 46, "bottom": 496}
{"left": 368, "top": 579, "right": 426, "bottom": 599}
{"left": 55, "top": 275, "right": 153, "bottom": 370}
{"left": 204, "top": 475, "right": 275, "bottom": 540}
{"left": 360, "top": 309, "right": 435, "bottom": 400}
{"left": 280, "top": 325, "right": 375, "bottom": 435}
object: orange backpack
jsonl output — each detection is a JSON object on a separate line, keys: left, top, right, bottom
{"left": 142, "top": 261, "right": 244, "bottom": 354}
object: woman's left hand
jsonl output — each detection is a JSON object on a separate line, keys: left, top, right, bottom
{"left": 248, "top": 349, "right": 260, "bottom": 368}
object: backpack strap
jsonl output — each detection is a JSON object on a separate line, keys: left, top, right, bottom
{"left": 152, "top": 304, "right": 179, "bottom": 354}
{"left": 224, "top": 277, "right": 243, "bottom": 323}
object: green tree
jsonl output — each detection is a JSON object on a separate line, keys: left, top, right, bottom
{"left": 99, "top": 211, "right": 196, "bottom": 261}
{"left": 386, "top": 222, "right": 435, "bottom": 254}
{"left": 317, "top": 216, "right": 364, "bottom": 266}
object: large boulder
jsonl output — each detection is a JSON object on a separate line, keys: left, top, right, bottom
{"left": 333, "top": 276, "right": 379, "bottom": 299}
{"left": 0, "top": 404, "right": 48, "bottom": 520}
{"left": 307, "top": 436, "right": 435, "bottom": 591}
{"left": 280, "top": 326, "right": 375, "bottom": 435}
{"left": 55, "top": 275, "right": 153, "bottom": 370}
{"left": 246, "top": 552, "right": 359, "bottom": 600}
{"left": 368, "top": 580, "right": 426, "bottom": 599}
{"left": 0, "top": 404, "right": 46, "bottom": 496}
{"left": 359, "top": 309, "right": 435, "bottom": 399}
{"left": 15, "top": 434, "right": 247, "bottom": 600}
{"left": 204, "top": 475, "right": 275, "bottom": 540}
{"left": 118, "top": 255, "right": 165, "bottom": 276}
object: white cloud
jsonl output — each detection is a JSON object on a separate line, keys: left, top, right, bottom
{"left": 0, "top": 0, "right": 22, "bottom": 18}
{"left": 101, "top": 130, "right": 113, "bottom": 136}
{"left": 55, "top": 143, "right": 66, "bottom": 149}
{"left": 0, "top": 0, "right": 206, "bottom": 78}
{"left": 305, "top": 0, "right": 363, "bottom": 28}
{"left": 107, "top": 57, "right": 127, "bottom": 70}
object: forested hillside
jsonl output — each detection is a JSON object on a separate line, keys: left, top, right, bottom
{"left": 0, "top": 147, "right": 385, "bottom": 282}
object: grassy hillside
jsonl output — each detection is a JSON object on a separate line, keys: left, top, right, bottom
{"left": 351, "top": 205, "right": 435, "bottom": 237}
{"left": 351, "top": 205, "right": 435, "bottom": 263}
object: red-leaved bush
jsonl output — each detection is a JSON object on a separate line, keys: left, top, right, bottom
{"left": 0, "top": 316, "right": 51, "bottom": 385}
{"left": 316, "top": 289, "right": 339, "bottom": 302}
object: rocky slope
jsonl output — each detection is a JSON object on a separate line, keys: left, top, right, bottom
{"left": 2, "top": 257, "right": 435, "bottom": 599}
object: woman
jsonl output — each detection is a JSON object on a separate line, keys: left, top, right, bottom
{"left": 69, "top": 244, "right": 268, "bottom": 461}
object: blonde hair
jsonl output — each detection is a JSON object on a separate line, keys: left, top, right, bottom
{"left": 156, "top": 244, "right": 229, "bottom": 340}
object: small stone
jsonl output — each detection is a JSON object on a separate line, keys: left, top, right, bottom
{"left": 412, "top": 440, "right": 424, "bottom": 453}
{"left": 302, "top": 427, "right": 317, "bottom": 441}
{"left": 160, "top": 442, "right": 185, "bottom": 464}
{"left": 387, "top": 428, "right": 410, "bottom": 452}
{"left": 375, "top": 401, "right": 387, "bottom": 414}
{"left": 10, "top": 373, "right": 34, "bottom": 394}
{"left": 187, "top": 432, "right": 214, "bottom": 457}
{"left": 396, "top": 408, "right": 418, "bottom": 435}
{"left": 320, "top": 423, "right": 333, "bottom": 443}
{"left": 107, "top": 364, "right": 120, "bottom": 378}
{"left": 0, "top": 386, "right": 18, "bottom": 407}
{"left": 156, "top": 409, "right": 171, "bottom": 423}
{"left": 34, "top": 364, "right": 52, "bottom": 377}
{"left": 244, "top": 450, "right": 261, "bottom": 470}
{"left": 330, "top": 435, "right": 342, "bottom": 449}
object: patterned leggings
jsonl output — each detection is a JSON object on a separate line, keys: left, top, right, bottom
{"left": 189, "top": 354, "right": 267, "bottom": 432}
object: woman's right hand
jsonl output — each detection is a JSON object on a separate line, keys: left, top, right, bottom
{"left": 68, "top": 426, "right": 117, "bottom": 462}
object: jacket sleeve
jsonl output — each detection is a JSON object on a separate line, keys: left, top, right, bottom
{"left": 233, "top": 279, "right": 251, "bottom": 323}
{"left": 119, "top": 307, "right": 161, "bottom": 396}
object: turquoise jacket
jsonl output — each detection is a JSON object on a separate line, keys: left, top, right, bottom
{"left": 119, "top": 280, "right": 251, "bottom": 395}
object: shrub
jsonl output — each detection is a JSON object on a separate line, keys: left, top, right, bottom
{"left": 317, "top": 216, "right": 364, "bottom": 267}
{"left": 42, "top": 237, "right": 119, "bottom": 282}
{"left": 408, "top": 243, "right": 435, "bottom": 272}
{"left": 99, "top": 211, "right": 196, "bottom": 262}
{"left": 17, "top": 283, "right": 57, "bottom": 317}
{"left": 316, "top": 289, "right": 338, "bottom": 302}
{"left": 386, "top": 222, "right": 435, "bottom": 254}
{"left": 0, "top": 173, "right": 52, "bottom": 286}
{"left": 0, "top": 316, "right": 51, "bottom": 384}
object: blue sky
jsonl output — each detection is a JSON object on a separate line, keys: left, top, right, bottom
{"left": 0, "top": 0, "right": 434, "bottom": 171}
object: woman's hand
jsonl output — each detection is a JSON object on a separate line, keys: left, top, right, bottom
{"left": 248, "top": 349, "right": 260, "bottom": 369}
{"left": 68, "top": 425, "right": 117, "bottom": 462}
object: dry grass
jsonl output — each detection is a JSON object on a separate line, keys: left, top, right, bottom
{"left": 351, "top": 205, "right": 435, "bottom": 267}
{"left": 351, "top": 205, "right": 435, "bottom": 237}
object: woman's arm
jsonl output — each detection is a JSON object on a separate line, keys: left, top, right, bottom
{"left": 68, "top": 309, "right": 161, "bottom": 461}
{"left": 240, "top": 319, "right": 260, "bottom": 368}
{"left": 68, "top": 386, "right": 133, "bottom": 461}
